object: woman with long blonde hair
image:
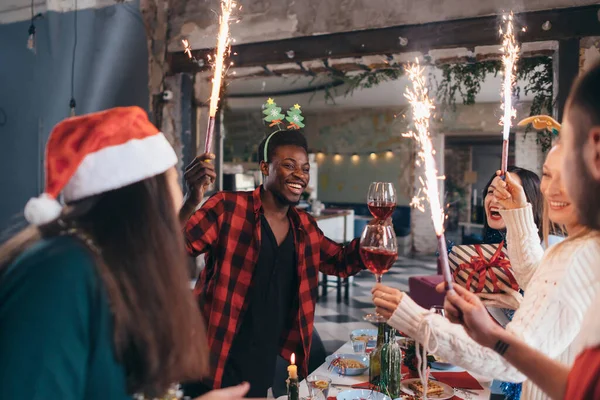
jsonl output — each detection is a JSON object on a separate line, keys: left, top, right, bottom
{"left": 372, "top": 144, "right": 600, "bottom": 400}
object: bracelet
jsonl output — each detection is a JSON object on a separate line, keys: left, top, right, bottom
{"left": 493, "top": 339, "right": 510, "bottom": 355}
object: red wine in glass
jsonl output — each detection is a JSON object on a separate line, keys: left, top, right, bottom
{"left": 360, "top": 223, "right": 398, "bottom": 323}
{"left": 367, "top": 201, "right": 396, "bottom": 220}
{"left": 367, "top": 182, "right": 397, "bottom": 221}
{"left": 360, "top": 246, "right": 397, "bottom": 275}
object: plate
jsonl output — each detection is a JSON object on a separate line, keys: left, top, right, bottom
{"left": 325, "top": 354, "right": 369, "bottom": 376}
{"left": 430, "top": 355, "right": 454, "bottom": 370}
{"left": 431, "top": 361, "right": 454, "bottom": 370}
{"left": 336, "top": 389, "right": 391, "bottom": 400}
{"left": 400, "top": 378, "right": 455, "bottom": 400}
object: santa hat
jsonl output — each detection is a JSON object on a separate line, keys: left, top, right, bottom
{"left": 24, "top": 106, "right": 178, "bottom": 225}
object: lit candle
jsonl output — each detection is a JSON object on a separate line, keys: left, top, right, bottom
{"left": 287, "top": 353, "right": 298, "bottom": 379}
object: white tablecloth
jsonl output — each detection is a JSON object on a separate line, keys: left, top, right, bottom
{"left": 294, "top": 342, "right": 492, "bottom": 400}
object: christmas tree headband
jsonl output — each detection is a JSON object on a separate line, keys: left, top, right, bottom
{"left": 262, "top": 98, "right": 305, "bottom": 162}
{"left": 517, "top": 115, "right": 561, "bottom": 137}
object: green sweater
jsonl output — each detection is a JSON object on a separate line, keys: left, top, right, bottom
{"left": 0, "top": 235, "right": 131, "bottom": 400}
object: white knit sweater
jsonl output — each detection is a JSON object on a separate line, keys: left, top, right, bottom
{"left": 389, "top": 205, "right": 600, "bottom": 400}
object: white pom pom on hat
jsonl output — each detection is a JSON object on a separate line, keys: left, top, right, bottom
{"left": 24, "top": 106, "right": 178, "bottom": 226}
{"left": 24, "top": 193, "right": 63, "bottom": 225}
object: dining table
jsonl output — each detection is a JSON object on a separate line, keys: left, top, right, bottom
{"left": 281, "top": 341, "right": 493, "bottom": 400}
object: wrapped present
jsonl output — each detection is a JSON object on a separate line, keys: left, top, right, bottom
{"left": 448, "top": 241, "right": 519, "bottom": 294}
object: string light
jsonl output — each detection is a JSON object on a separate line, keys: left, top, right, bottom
{"left": 26, "top": 0, "right": 42, "bottom": 54}
{"left": 69, "top": 0, "right": 78, "bottom": 117}
{"left": 313, "top": 149, "right": 402, "bottom": 161}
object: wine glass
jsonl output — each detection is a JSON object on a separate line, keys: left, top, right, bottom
{"left": 367, "top": 182, "right": 397, "bottom": 221}
{"left": 360, "top": 223, "right": 398, "bottom": 322}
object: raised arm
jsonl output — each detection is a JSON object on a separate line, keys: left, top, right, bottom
{"left": 309, "top": 214, "right": 364, "bottom": 277}
{"left": 500, "top": 205, "right": 545, "bottom": 289}
{"left": 318, "top": 235, "right": 364, "bottom": 277}
{"left": 374, "top": 241, "right": 600, "bottom": 384}
{"left": 492, "top": 172, "right": 544, "bottom": 289}
{"left": 184, "top": 193, "right": 224, "bottom": 257}
{"left": 179, "top": 153, "right": 216, "bottom": 226}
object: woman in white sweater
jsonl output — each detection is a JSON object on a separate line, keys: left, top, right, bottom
{"left": 372, "top": 144, "right": 600, "bottom": 400}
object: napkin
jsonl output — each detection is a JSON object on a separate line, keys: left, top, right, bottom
{"left": 350, "top": 382, "right": 376, "bottom": 390}
{"left": 430, "top": 371, "right": 483, "bottom": 390}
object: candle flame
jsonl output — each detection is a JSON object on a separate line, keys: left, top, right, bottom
{"left": 499, "top": 12, "right": 520, "bottom": 140}
{"left": 208, "top": 0, "right": 235, "bottom": 118}
{"left": 403, "top": 60, "right": 445, "bottom": 236}
{"left": 291, "top": 353, "right": 296, "bottom": 365}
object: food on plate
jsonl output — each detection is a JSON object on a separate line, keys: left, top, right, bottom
{"left": 329, "top": 357, "right": 366, "bottom": 369}
{"left": 407, "top": 380, "right": 445, "bottom": 396}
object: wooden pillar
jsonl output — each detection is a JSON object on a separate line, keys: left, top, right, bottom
{"left": 181, "top": 73, "right": 195, "bottom": 190}
{"left": 553, "top": 39, "right": 580, "bottom": 122}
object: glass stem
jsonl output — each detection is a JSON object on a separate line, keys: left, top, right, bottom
{"left": 376, "top": 274, "right": 382, "bottom": 283}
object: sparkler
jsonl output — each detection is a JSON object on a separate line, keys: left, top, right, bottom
{"left": 182, "top": 0, "right": 237, "bottom": 154}
{"left": 403, "top": 60, "right": 453, "bottom": 292}
{"left": 499, "top": 12, "right": 520, "bottom": 175}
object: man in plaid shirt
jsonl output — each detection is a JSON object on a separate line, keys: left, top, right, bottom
{"left": 179, "top": 130, "right": 366, "bottom": 397}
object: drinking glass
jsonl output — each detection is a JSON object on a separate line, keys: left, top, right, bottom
{"left": 350, "top": 333, "right": 367, "bottom": 353}
{"left": 360, "top": 223, "right": 398, "bottom": 322}
{"left": 306, "top": 375, "right": 331, "bottom": 400}
{"left": 367, "top": 182, "right": 397, "bottom": 221}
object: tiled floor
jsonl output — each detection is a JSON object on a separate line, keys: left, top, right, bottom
{"left": 315, "top": 254, "right": 438, "bottom": 354}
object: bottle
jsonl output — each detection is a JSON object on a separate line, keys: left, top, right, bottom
{"left": 380, "top": 328, "right": 402, "bottom": 398}
{"left": 369, "top": 322, "right": 387, "bottom": 387}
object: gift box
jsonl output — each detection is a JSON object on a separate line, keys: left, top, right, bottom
{"left": 448, "top": 241, "right": 519, "bottom": 294}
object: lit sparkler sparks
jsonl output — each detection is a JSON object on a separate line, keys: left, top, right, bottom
{"left": 404, "top": 60, "right": 453, "bottom": 400}
{"left": 204, "top": 0, "right": 237, "bottom": 153}
{"left": 499, "top": 12, "right": 520, "bottom": 174}
{"left": 403, "top": 60, "right": 452, "bottom": 290}
{"left": 181, "top": 0, "right": 238, "bottom": 154}
{"left": 404, "top": 61, "right": 444, "bottom": 237}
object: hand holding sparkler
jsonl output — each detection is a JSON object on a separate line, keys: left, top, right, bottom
{"left": 490, "top": 170, "right": 527, "bottom": 210}
{"left": 184, "top": 153, "right": 217, "bottom": 205}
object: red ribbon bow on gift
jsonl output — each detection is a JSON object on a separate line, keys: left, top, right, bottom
{"left": 453, "top": 241, "right": 518, "bottom": 293}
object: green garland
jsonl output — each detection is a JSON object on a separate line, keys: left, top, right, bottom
{"left": 320, "top": 56, "right": 554, "bottom": 151}
{"left": 435, "top": 56, "right": 554, "bottom": 150}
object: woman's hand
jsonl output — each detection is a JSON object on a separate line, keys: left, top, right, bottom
{"left": 491, "top": 171, "right": 527, "bottom": 210}
{"left": 444, "top": 285, "right": 504, "bottom": 349}
{"left": 193, "top": 383, "right": 251, "bottom": 400}
{"left": 372, "top": 284, "right": 404, "bottom": 320}
{"left": 476, "top": 282, "right": 523, "bottom": 310}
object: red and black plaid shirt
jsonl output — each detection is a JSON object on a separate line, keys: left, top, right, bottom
{"left": 185, "top": 186, "right": 364, "bottom": 388}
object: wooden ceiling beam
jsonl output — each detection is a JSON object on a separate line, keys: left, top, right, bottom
{"left": 169, "top": 5, "right": 600, "bottom": 74}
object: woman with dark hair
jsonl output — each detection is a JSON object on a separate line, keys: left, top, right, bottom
{"left": 0, "top": 107, "right": 248, "bottom": 400}
{"left": 482, "top": 166, "right": 543, "bottom": 243}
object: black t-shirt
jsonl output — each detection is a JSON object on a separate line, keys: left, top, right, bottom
{"left": 221, "top": 215, "right": 298, "bottom": 396}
